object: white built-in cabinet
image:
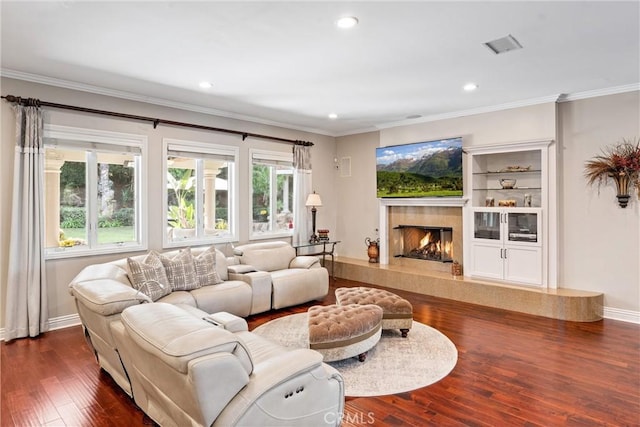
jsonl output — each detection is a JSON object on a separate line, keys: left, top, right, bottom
{"left": 464, "top": 140, "right": 556, "bottom": 287}
{"left": 470, "top": 208, "right": 542, "bottom": 285}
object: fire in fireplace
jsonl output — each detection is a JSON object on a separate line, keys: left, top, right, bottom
{"left": 394, "top": 225, "right": 453, "bottom": 262}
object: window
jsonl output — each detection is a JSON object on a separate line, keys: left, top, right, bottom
{"left": 250, "top": 149, "right": 294, "bottom": 239}
{"left": 44, "top": 125, "right": 147, "bottom": 258}
{"left": 164, "top": 139, "right": 238, "bottom": 246}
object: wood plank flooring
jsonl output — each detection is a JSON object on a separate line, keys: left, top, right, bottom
{"left": 2, "top": 278, "right": 639, "bottom": 426}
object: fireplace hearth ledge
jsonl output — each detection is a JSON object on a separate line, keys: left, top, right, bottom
{"left": 333, "top": 256, "right": 603, "bottom": 322}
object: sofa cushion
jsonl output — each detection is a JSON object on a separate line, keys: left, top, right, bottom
{"left": 159, "top": 248, "right": 200, "bottom": 292}
{"left": 193, "top": 246, "right": 224, "bottom": 287}
{"left": 127, "top": 251, "right": 172, "bottom": 301}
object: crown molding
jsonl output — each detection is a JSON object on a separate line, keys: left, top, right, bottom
{"left": 0, "top": 69, "right": 335, "bottom": 137}
{"left": 375, "top": 94, "right": 563, "bottom": 132}
{"left": 557, "top": 83, "right": 640, "bottom": 102}
{"left": 4, "top": 69, "right": 638, "bottom": 139}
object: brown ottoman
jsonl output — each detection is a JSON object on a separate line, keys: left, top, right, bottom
{"left": 335, "top": 287, "right": 413, "bottom": 337}
{"left": 308, "top": 304, "right": 382, "bottom": 362}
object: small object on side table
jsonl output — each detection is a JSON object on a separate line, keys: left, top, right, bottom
{"left": 318, "top": 229, "right": 330, "bottom": 241}
{"left": 451, "top": 261, "right": 463, "bottom": 278}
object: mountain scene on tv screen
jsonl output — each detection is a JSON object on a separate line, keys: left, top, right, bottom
{"left": 376, "top": 140, "right": 463, "bottom": 197}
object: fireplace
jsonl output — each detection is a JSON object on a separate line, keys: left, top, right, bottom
{"left": 394, "top": 225, "right": 453, "bottom": 263}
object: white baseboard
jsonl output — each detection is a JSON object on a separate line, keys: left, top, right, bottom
{"left": 603, "top": 307, "right": 640, "bottom": 324}
{"left": 1, "top": 307, "right": 638, "bottom": 341}
{"left": 1, "top": 313, "right": 81, "bottom": 341}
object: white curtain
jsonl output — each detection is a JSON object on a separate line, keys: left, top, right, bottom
{"left": 4, "top": 101, "right": 48, "bottom": 341}
{"left": 293, "top": 144, "right": 312, "bottom": 245}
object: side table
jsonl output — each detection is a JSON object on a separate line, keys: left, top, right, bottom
{"left": 294, "top": 240, "right": 340, "bottom": 280}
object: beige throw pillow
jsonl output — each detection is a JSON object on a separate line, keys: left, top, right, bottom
{"left": 193, "top": 246, "right": 223, "bottom": 287}
{"left": 159, "top": 248, "right": 200, "bottom": 291}
{"left": 127, "top": 251, "right": 171, "bottom": 301}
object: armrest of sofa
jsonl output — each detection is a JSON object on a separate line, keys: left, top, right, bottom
{"left": 70, "top": 279, "right": 150, "bottom": 316}
{"left": 289, "top": 255, "right": 321, "bottom": 269}
{"left": 228, "top": 264, "right": 258, "bottom": 274}
{"left": 228, "top": 270, "right": 272, "bottom": 315}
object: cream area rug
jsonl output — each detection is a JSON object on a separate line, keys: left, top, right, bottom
{"left": 252, "top": 312, "right": 458, "bottom": 397}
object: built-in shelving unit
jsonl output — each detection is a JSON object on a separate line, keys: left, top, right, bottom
{"left": 463, "top": 140, "right": 556, "bottom": 288}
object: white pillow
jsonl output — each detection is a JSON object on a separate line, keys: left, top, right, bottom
{"left": 127, "top": 251, "right": 172, "bottom": 301}
{"left": 158, "top": 248, "right": 200, "bottom": 292}
{"left": 193, "top": 246, "right": 224, "bottom": 287}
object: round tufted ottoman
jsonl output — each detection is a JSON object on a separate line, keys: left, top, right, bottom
{"left": 308, "top": 304, "right": 383, "bottom": 362}
{"left": 335, "top": 287, "right": 413, "bottom": 337}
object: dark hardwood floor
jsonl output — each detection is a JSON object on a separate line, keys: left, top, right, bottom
{"left": 2, "top": 278, "right": 639, "bottom": 426}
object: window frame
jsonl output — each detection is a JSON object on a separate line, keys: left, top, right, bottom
{"left": 249, "top": 148, "right": 295, "bottom": 241}
{"left": 163, "top": 138, "right": 239, "bottom": 248}
{"left": 44, "top": 125, "right": 148, "bottom": 259}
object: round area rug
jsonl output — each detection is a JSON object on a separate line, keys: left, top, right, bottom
{"left": 252, "top": 312, "right": 457, "bottom": 397}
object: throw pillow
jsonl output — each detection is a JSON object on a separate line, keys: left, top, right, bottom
{"left": 193, "top": 245, "right": 224, "bottom": 287}
{"left": 159, "top": 248, "right": 200, "bottom": 291}
{"left": 127, "top": 251, "right": 171, "bottom": 301}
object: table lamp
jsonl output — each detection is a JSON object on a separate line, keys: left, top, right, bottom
{"left": 305, "top": 192, "right": 323, "bottom": 243}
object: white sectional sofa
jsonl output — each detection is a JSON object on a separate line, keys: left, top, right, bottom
{"left": 67, "top": 241, "right": 332, "bottom": 425}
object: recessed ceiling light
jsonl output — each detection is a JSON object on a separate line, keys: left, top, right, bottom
{"left": 199, "top": 81, "right": 213, "bottom": 89}
{"left": 463, "top": 82, "right": 478, "bottom": 92}
{"left": 328, "top": 113, "right": 338, "bottom": 119}
{"left": 336, "top": 16, "right": 358, "bottom": 29}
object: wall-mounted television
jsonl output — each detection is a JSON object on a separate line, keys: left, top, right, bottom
{"left": 376, "top": 137, "right": 463, "bottom": 198}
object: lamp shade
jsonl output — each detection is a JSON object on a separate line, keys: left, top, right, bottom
{"left": 305, "top": 192, "right": 323, "bottom": 207}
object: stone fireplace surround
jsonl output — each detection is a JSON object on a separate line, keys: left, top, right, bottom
{"left": 379, "top": 198, "right": 466, "bottom": 274}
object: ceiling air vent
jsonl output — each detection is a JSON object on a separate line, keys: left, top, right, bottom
{"left": 484, "top": 34, "right": 523, "bottom": 54}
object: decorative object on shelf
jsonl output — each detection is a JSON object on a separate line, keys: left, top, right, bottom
{"left": 498, "top": 199, "right": 517, "bottom": 207}
{"left": 524, "top": 193, "right": 532, "bottom": 207}
{"left": 317, "top": 229, "right": 330, "bottom": 241}
{"left": 500, "top": 165, "right": 531, "bottom": 172}
{"left": 305, "top": 192, "right": 323, "bottom": 242}
{"left": 365, "top": 237, "right": 380, "bottom": 263}
{"left": 485, "top": 197, "right": 495, "bottom": 207}
{"left": 451, "top": 261, "right": 463, "bottom": 277}
{"left": 584, "top": 138, "right": 640, "bottom": 208}
{"left": 500, "top": 178, "right": 517, "bottom": 189}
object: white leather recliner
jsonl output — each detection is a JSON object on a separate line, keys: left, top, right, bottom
{"left": 233, "top": 241, "right": 329, "bottom": 309}
{"left": 111, "top": 303, "right": 344, "bottom": 427}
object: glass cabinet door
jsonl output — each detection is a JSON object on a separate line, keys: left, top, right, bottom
{"left": 507, "top": 212, "right": 538, "bottom": 243}
{"left": 474, "top": 211, "right": 501, "bottom": 240}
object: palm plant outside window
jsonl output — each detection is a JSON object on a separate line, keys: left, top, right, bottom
{"left": 250, "top": 149, "right": 294, "bottom": 239}
{"left": 164, "top": 139, "right": 238, "bottom": 246}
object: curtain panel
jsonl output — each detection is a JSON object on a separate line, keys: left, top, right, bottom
{"left": 4, "top": 103, "right": 48, "bottom": 341}
{"left": 293, "top": 145, "right": 312, "bottom": 245}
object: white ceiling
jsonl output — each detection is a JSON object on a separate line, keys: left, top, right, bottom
{"left": 1, "top": 1, "right": 639, "bottom": 136}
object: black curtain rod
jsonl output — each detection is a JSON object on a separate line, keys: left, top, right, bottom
{"left": 1, "top": 95, "right": 314, "bottom": 147}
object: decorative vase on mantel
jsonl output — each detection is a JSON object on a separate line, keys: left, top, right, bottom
{"left": 614, "top": 173, "right": 631, "bottom": 208}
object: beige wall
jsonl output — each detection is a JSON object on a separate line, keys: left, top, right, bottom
{"left": 558, "top": 91, "right": 640, "bottom": 311}
{"left": 334, "top": 131, "right": 381, "bottom": 259}
{"left": 336, "top": 95, "right": 640, "bottom": 314}
{"left": 0, "top": 77, "right": 338, "bottom": 326}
